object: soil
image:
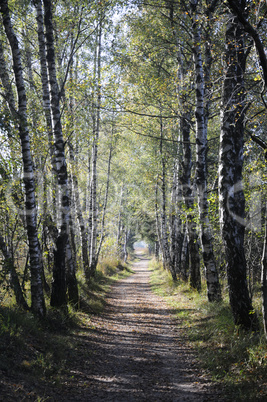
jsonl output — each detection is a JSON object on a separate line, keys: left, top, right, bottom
{"left": 0, "top": 252, "right": 223, "bottom": 401}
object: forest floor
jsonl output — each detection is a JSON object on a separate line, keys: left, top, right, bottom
{"left": 1, "top": 251, "right": 223, "bottom": 401}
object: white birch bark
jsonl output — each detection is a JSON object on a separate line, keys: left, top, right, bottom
{"left": 88, "top": 17, "right": 102, "bottom": 277}
{"left": 155, "top": 181, "right": 164, "bottom": 262}
{"left": 68, "top": 47, "right": 89, "bottom": 278}
{"left": 261, "top": 205, "right": 267, "bottom": 339}
{"left": 190, "top": 0, "right": 221, "bottom": 301}
{"left": 219, "top": 3, "right": 258, "bottom": 329}
{"left": 0, "top": 0, "right": 46, "bottom": 317}
{"left": 34, "top": 0, "right": 55, "bottom": 165}
{"left": 170, "top": 152, "right": 184, "bottom": 276}
{"left": 180, "top": 112, "right": 201, "bottom": 291}
{"left": 43, "top": 0, "right": 78, "bottom": 307}
{"left": 97, "top": 138, "right": 113, "bottom": 262}
{"left": 160, "top": 115, "right": 176, "bottom": 281}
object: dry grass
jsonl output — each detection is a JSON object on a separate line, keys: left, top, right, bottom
{"left": 0, "top": 257, "right": 133, "bottom": 400}
{"left": 149, "top": 258, "right": 267, "bottom": 401}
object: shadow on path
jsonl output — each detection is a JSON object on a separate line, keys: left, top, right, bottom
{"left": 60, "top": 252, "right": 221, "bottom": 401}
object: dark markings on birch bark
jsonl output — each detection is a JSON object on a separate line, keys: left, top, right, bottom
{"left": 97, "top": 138, "right": 113, "bottom": 263}
{"left": 180, "top": 112, "right": 201, "bottom": 291}
{"left": 261, "top": 204, "right": 267, "bottom": 339}
{"left": 88, "top": 15, "right": 103, "bottom": 278}
{"left": 190, "top": 0, "right": 221, "bottom": 301}
{"left": 43, "top": 0, "right": 78, "bottom": 307}
{"left": 219, "top": 4, "right": 259, "bottom": 330}
{"left": 159, "top": 115, "right": 177, "bottom": 281}
{"left": 0, "top": 0, "right": 46, "bottom": 317}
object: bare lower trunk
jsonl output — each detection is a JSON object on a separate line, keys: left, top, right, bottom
{"left": 50, "top": 234, "right": 67, "bottom": 308}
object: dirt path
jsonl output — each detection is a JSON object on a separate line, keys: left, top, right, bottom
{"left": 61, "top": 252, "right": 220, "bottom": 401}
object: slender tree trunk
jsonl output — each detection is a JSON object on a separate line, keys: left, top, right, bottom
{"left": 219, "top": 3, "right": 258, "bottom": 329}
{"left": 68, "top": 48, "right": 90, "bottom": 277}
{"left": 117, "top": 186, "right": 124, "bottom": 259}
{"left": 155, "top": 240, "right": 159, "bottom": 261}
{"left": 35, "top": 0, "right": 56, "bottom": 168}
{"left": 190, "top": 0, "right": 221, "bottom": 301}
{"left": 97, "top": 139, "right": 113, "bottom": 262}
{"left": 261, "top": 204, "right": 267, "bottom": 339}
{"left": 123, "top": 229, "right": 128, "bottom": 263}
{"left": 180, "top": 228, "right": 189, "bottom": 282}
{"left": 88, "top": 17, "right": 102, "bottom": 277}
{"left": 160, "top": 115, "right": 176, "bottom": 281}
{"left": 73, "top": 169, "right": 89, "bottom": 272}
{"left": 155, "top": 182, "right": 164, "bottom": 262}
{"left": 170, "top": 155, "right": 184, "bottom": 276}
{"left": 180, "top": 112, "right": 201, "bottom": 291}
{"left": 0, "top": 0, "right": 46, "bottom": 317}
{"left": 43, "top": 0, "right": 78, "bottom": 307}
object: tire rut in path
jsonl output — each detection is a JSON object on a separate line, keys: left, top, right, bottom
{"left": 66, "top": 253, "right": 221, "bottom": 401}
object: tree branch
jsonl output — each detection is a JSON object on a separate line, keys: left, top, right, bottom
{"left": 227, "top": 0, "right": 267, "bottom": 86}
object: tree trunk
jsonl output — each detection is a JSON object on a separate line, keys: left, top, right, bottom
{"left": 261, "top": 204, "right": 267, "bottom": 339}
{"left": 160, "top": 115, "right": 176, "bottom": 281}
{"left": 43, "top": 0, "right": 78, "bottom": 307}
{"left": 88, "top": 17, "right": 103, "bottom": 277}
{"left": 180, "top": 112, "right": 201, "bottom": 291}
{"left": 170, "top": 155, "right": 184, "bottom": 277}
{"left": 117, "top": 185, "right": 124, "bottom": 259}
{"left": 180, "top": 228, "right": 189, "bottom": 282}
{"left": 0, "top": 0, "right": 46, "bottom": 317}
{"left": 155, "top": 182, "right": 164, "bottom": 262}
{"left": 190, "top": 0, "right": 221, "bottom": 301}
{"left": 97, "top": 137, "right": 113, "bottom": 263}
{"left": 50, "top": 234, "right": 67, "bottom": 308}
{"left": 68, "top": 48, "right": 90, "bottom": 277}
{"left": 219, "top": 3, "right": 258, "bottom": 329}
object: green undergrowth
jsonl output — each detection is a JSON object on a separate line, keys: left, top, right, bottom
{"left": 0, "top": 257, "right": 133, "bottom": 399}
{"left": 149, "top": 258, "right": 267, "bottom": 401}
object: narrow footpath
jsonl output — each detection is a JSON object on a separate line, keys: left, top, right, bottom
{"left": 61, "top": 252, "right": 221, "bottom": 401}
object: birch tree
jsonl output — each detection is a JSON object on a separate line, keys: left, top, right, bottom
{"left": 226, "top": 0, "right": 267, "bottom": 338}
{"left": 0, "top": 0, "right": 46, "bottom": 317}
{"left": 190, "top": 0, "right": 221, "bottom": 301}
{"left": 43, "top": 0, "right": 78, "bottom": 307}
{"left": 88, "top": 13, "right": 103, "bottom": 279}
{"left": 180, "top": 112, "right": 201, "bottom": 291}
{"left": 219, "top": 1, "right": 258, "bottom": 329}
